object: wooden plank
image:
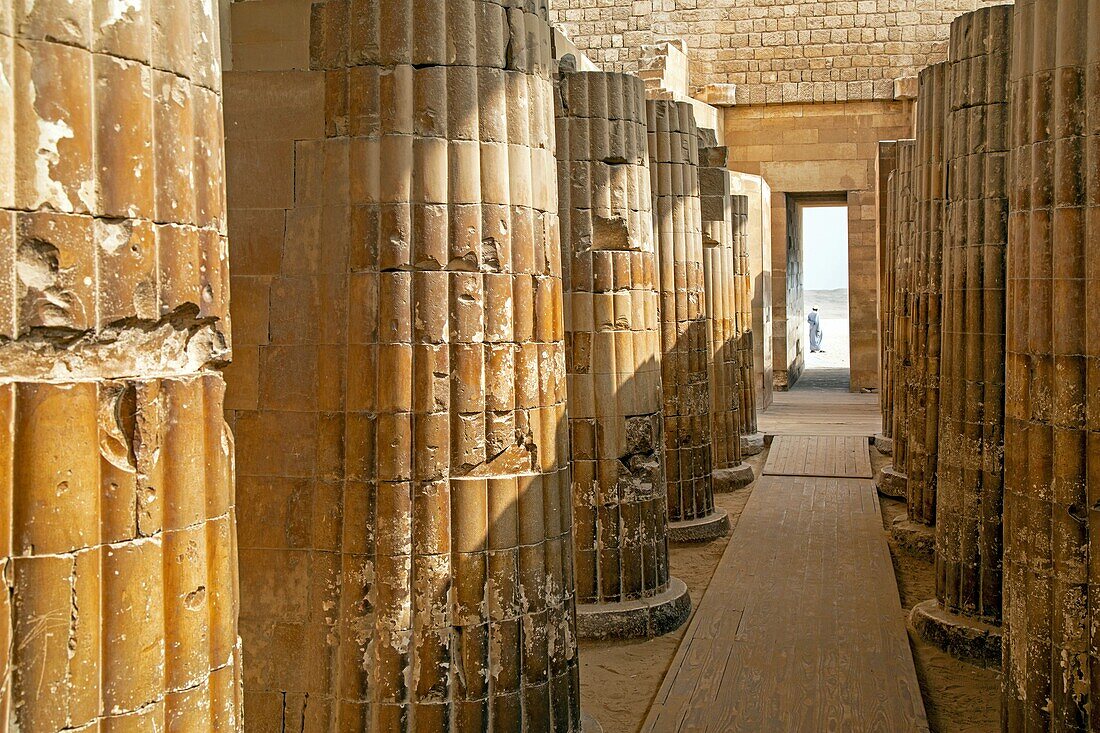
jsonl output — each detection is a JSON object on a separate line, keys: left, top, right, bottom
{"left": 763, "top": 436, "right": 872, "bottom": 478}
{"left": 758, "top": 390, "right": 882, "bottom": 437}
{"left": 641, "top": 473, "right": 929, "bottom": 733}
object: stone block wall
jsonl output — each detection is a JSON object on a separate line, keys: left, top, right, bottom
{"left": 549, "top": 0, "right": 1001, "bottom": 104}
{"left": 724, "top": 100, "right": 913, "bottom": 392}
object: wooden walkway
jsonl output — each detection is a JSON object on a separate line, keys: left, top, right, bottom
{"left": 763, "top": 435, "right": 873, "bottom": 478}
{"left": 758, "top": 389, "right": 882, "bottom": 437}
{"left": 642, "top": 437, "right": 928, "bottom": 733}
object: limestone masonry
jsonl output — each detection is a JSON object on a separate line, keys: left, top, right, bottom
{"left": 2, "top": 0, "right": 1099, "bottom": 731}
{"left": 549, "top": 0, "right": 995, "bottom": 104}
{"left": 647, "top": 99, "right": 729, "bottom": 543}
{"left": 556, "top": 69, "right": 689, "bottom": 639}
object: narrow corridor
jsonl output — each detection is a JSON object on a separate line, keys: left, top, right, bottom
{"left": 642, "top": 431, "right": 927, "bottom": 732}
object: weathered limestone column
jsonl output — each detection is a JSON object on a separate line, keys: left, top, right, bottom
{"left": 647, "top": 99, "right": 729, "bottom": 542}
{"left": 876, "top": 141, "right": 900, "bottom": 456}
{"left": 699, "top": 139, "right": 754, "bottom": 492}
{"left": 556, "top": 69, "right": 689, "bottom": 639}
{"left": 910, "top": 4, "right": 1011, "bottom": 669}
{"left": 731, "top": 194, "right": 763, "bottom": 457}
{"left": 878, "top": 139, "right": 916, "bottom": 501}
{"left": 1002, "top": 0, "right": 1099, "bottom": 727}
{"left": 0, "top": 0, "right": 242, "bottom": 728}
{"left": 227, "top": 0, "right": 581, "bottom": 728}
{"left": 898, "top": 62, "right": 947, "bottom": 545}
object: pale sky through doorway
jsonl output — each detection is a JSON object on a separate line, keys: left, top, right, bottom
{"left": 802, "top": 206, "right": 849, "bottom": 291}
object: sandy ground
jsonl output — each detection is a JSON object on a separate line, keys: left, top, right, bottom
{"left": 870, "top": 449, "right": 1000, "bottom": 733}
{"left": 578, "top": 448, "right": 770, "bottom": 732}
{"left": 579, "top": 443, "right": 1000, "bottom": 733}
{"left": 804, "top": 289, "right": 850, "bottom": 370}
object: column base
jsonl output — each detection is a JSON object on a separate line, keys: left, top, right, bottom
{"left": 669, "top": 508, "right": 730, "bottom": 542}
{"left": 876, "top": 463, "right": 907, "bottom": 499}
{"left": 582, "top": 713, "right": 604, "bottom": 733}
{"left": 890, "top": 515, "right": 934, "bottom": 560}
{"left": 740, "top": 431, "right": 766, "bottom": 456}
{"left": 713, "top": 463, "right": 755, "bottom": 492}
{"left": 910, "top": 598, "right": 1001, "bottom": 669}
{"left": 874, "top": 433, "right": 893, "bottom": 456}
{"left": 576, "top": 576, "right": 691, "bottom": 640}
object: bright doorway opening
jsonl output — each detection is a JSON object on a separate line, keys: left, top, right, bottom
{"left": 800, "top": 204, "right": 850, "bottom": 389}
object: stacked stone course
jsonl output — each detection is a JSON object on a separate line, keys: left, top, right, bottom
{"left": 556, "top": 68, "right": 689, "bottom": 639}
{"left": 0, "top": 0, "right": 242, "bottom": 728}
{"left": 646, "top": 99, "right": 729, "bottom": 542}
{"left": 549, "top": 0, "right": 992, "bottom": 104}
{"left": 1002, "top": 0, "right": 1100, "bottom": 727}
{"left": 877, "top": 140, "right": 899, "bottom": 454}
{"left": 904, "top": 62, "right": 948, "bottom": 528}
{"left": 878, "top": 139, "right": 916, "bottom": 500}
{"left": 910, "top": 4, "right": 1011, "bottom": 669}
{"left": 731, "top": 193, "right": 762, "bottom": 455}
{"left": 228, "top": 0, "right": 581, "bottom": 728}
{"left": 28, "top": 0, "right": 1100, "bottom": 729}
{"left": 699, "top": 138, "right": 754, "bottom": 492}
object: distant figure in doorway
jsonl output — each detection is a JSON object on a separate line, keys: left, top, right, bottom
{"left": 808, "top": 307, "right": 824, "bottom": 352}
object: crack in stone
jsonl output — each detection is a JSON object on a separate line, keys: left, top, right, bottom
{"left": 0, "top": 304, "right": 229, "bottom": 383}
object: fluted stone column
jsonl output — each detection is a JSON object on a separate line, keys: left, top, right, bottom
{"left": 910, "top": 4, "right": 1011, "bottom": 669}
{"left": 227, "top": 0, "right": 581, "bottom": 728}
{"left": 878, "top": 139, "right": 916, "bottom": 501}
{"left": 556, "top": 69, "right": 689, "bottom": 640}
{"left": 899, "top": 62, "right": 947, "bottom": 542}
{"left": 699, "top": 139, "right": 754, "bottom": 492}
{"left": 646, "top": 99, "right": 729, "bottom": 543}
{"left": 0, "top": 0, "right": 242, "bottom": 728}
{"left": 732, "top": 194, "right": 764, "bottom": 457}
{"left": 1002, "top": 0, "right": 1099, "bottom": 728}
{"left": 876, "top": 141, "right": 900, "bottom": 456}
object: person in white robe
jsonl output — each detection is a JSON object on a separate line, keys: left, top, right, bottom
{"left": 808, "top": 306, "right": 824, "bottom": 352}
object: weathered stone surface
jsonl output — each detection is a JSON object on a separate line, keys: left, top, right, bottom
{"left": 910, "top": 599, "right": 1001, "bottom": 670}
{"left": 226, "top": 1, "right": 581, "bottom": 728}
{"left": 876, "top": 463, "right": 908, "bottom": 499}
{"left": 894, "top": 76, "right": 919, "bottom": 100}
{"left": 904, "top": 63, "right": 947, "bottom": 527}
{"left": 0, "top": 0, "right": 241, "bottom": 726}
{"left": 886, "top": 139, "right": 917, "bottom": 499}
{"left": 932, "top": 2, "right": 1011, "bottom": 640}
{"left": 699, "top": 136, "right": 747, "bottom": 479}
{"left": 877, "top": 141, "right": 899, "bottom": 441}
{"left": 549, "top": 2, "right": 992, "bottom": 104}
{"left": 740, "top": 431, "right": 766, "bottom": 457}
{"left": 1002, "top": 1, "right": 1100, "bottom": 728}
{"left": 667, "top": 508, "right": 731, "bottom": 543}
{"left": 557, "top": 68, "right": 687, "bottom": 640}
{"left": 732, "top": 194, "right": 759, "bottom": 436}
{"left": 712, "top": 464, "right": 755, "bottom": 493}
{"left": 890, "top": 515, "right": 935, "bottom": 561}
{"left": 575, "top": 576, "right": 691, "bottom": 640}
{"left": 647, "top": 99, "right": 726, "bottom": 543}
{"left": 874, "top": 434, "right": 893, "bottom": 456}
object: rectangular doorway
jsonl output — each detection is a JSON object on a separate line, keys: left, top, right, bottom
{"left": 797, "top": 200, "right": 850, "bottom": 391}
